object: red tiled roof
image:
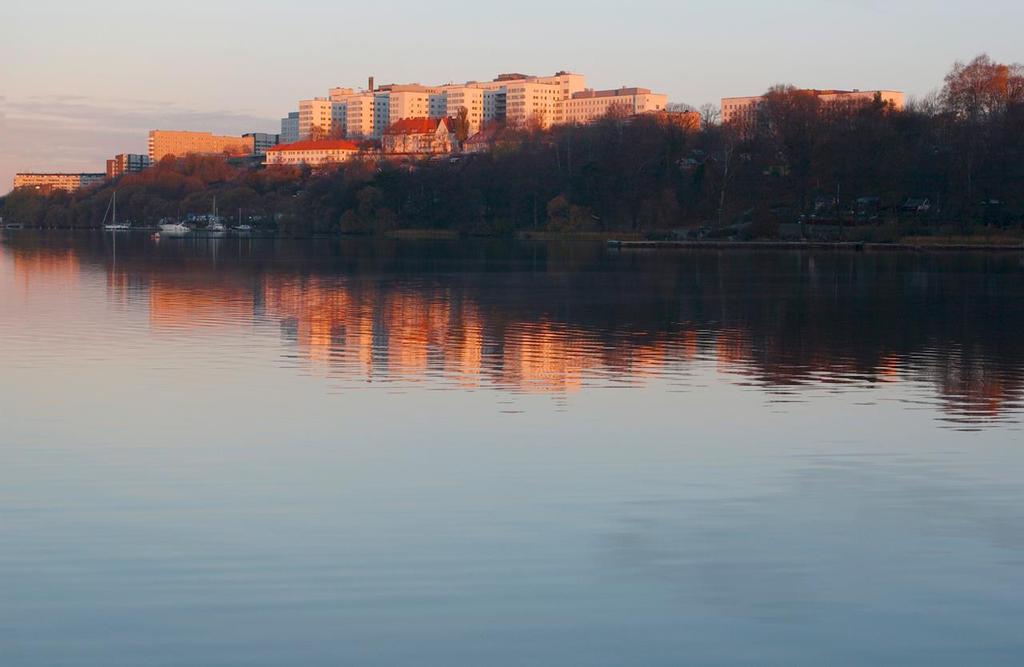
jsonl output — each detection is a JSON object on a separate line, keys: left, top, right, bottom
{"left": 384, "top": 117, "right": 452, "bottom": 135}
{"left": 267, "top": 139, "right": 360, "bottom": 152}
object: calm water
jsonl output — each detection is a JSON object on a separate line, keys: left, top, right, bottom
{"left": 3, "top": 232, "right": 1024, "bottom": 665}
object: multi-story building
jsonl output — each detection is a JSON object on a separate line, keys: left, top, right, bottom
{"left": 280, "top": 112, "right": 300, "bottom": 145}
{"left": 14, "top": 173, "right": 106, "bottom": 193}
{"left": 148, "top": 130, "right": 254, "bottom": 161}
{"left": 297, "top": 71, "right": 664, "bottom": 138}
{"left": 381, "top": 117, "right": 456, "bottom": 156}
{"left": 564, "top": 87, "right": 668, "bottom": 124}
{"left": 383, "top": 85, "right": 440, "bottom": 126}
{"left": 244, "top": 132, "right": 281, "bottom": 156}
{"left": 344, "top": 92, "right": 377, "bottom": 139}
{"left": 436, "top": 86, "right": 485, "bottom": 133}
{"left": 721, "top": 89, "right": 905, "bottom": 126}
{"left": 106, "top": 153, "right": 152, "bottom": 179}
{"left": 373, "top": 92, "right": 391, "bottom": 137}
{"left": 264, "top": 139, "right": 361, "bottom": 167}
{"left": 298, "top": 98, "right": 347, "bottom": 139}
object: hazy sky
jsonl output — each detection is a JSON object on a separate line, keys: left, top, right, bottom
{"left": 2, "top": 0, "right": 1022, "bottom": 193}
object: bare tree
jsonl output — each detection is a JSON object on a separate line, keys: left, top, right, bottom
{"left": 453, "top": 107, "right": 471, "bottom": 143}
{"left": 699, "top": 103, "right": 721, "bottom": 128}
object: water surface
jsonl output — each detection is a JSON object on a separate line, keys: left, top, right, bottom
{"left": 2, "top": 232, "right": 1024, "bottom": 665}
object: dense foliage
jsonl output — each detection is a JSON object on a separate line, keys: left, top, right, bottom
{"left": 4, "top": 55, "right": 1023, "bottom": 237}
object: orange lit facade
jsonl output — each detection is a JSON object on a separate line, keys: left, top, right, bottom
{"left": 264, "top": 139, "right": 361, "bottom": 167}
{"left": 147, "top": 130, "right": 255, "bottom": 161}
{"left": 13, "top": 172, "right": 106, "bottom": 193}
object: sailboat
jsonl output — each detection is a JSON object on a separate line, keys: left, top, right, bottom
{"left": 206, "top": 196, "right": 226, "bottom": 233}
{"left": 102, "top": 191, "right": 131, "bottom": 232}
{"left": 233, "top": 208, "right": 252, "bottom": 233}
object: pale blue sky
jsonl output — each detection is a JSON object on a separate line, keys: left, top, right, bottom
{"left": 2, "top": 0, "right": 1022, "bottom": 193}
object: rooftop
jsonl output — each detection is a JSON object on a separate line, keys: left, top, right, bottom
{"left": 384, "top": 117, "right": 452, "bottom": 135}
{"left": 267, "top": 139, "right": 360, "bottom": 152}
{"left": 573, "top": 87, "right": 652, "bottom": 99}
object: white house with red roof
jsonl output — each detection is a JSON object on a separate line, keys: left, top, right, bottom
{"left": 381, "top": 117, "right": 456, "bottom": 156}
{"left": 264, "top": 139, "right": 361, "bottom": 167}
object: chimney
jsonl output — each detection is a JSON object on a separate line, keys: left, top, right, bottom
{"left": 368, "top": 76, "right": 375, "bottom": 92}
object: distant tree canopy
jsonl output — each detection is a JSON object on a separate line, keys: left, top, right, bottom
{"left": 5, "top": 54, "right": 1024, "bottom": 236}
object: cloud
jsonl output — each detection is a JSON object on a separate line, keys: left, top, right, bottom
{"left": 0, "top": 96, "right": 279, "bottom": 194}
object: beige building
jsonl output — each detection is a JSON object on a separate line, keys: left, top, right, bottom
{"left": 298, "top": 98, "right": 347, "bottom": 139}
{"left": 300, "top": 71, "right": 663, "bottom": 138}
{"left": 565, "top": 87, "right": 668, "bottom": 124}
{"left": 344, "top": 93, "right": 377, "bottom": 139}
{"left": 475, "top": 71, "right": 587, "bottom": 128}
{"left": 721, "top": 89, "right": 905, "bottom": 125}
{"left": 148, "top": 130, "right": 254, "bottom": 161}
{"left": 438, "top": 86, "right": 485, "bottom": 133}
{"left": 383, "top": 85, "right": 441, "bottom": 126}
{"left": 264, "top": 139, "right": 361, "bottom": 167}
{"left": 14, "top": 173, "right": 106, "bottom": 193}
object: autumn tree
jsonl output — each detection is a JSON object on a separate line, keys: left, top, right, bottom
{"left": 942, "top": 54, "right": 1024, "bottom": 122}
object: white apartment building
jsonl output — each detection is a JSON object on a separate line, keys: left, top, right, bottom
{"left": 298, "top": 98, "right": 346, "bottom": 139}
{"left": 438, "top": 86, "right": 485, "bottom": 132}
{"left": 565, "top": 88, "right": 668, "bottom": 124}
{"left": 473, "top": 71, "right": 587, "bottom": 128}
{"left": 344, "top": 93, "right": 376, "bottom": 139}
{"left": 721, "top": 89, "right": 905, "bottom": 125}
{"left": 296, "top": 71, "right": 664, "bottom": 139}
{"left": 384, "top": 85, "right": 442, "bottom": 126}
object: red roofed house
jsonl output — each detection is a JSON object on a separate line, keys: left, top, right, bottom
{"left": 382, "top": 117, "right": 456, "bottom": 156}
{"left": 265, "top": 139, "right": 361, "bottom": 167}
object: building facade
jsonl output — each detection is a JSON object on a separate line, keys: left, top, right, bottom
{"left": 382, "top": 117, "right": 455, "bottom": 156}
{"left": 564, "top": 87, "right": 668, "bottom": 124}
{"left": 14, "top": 173, "right": 106, "bottom": 193}
{"left": 280, "top": 112, "right": 300, "bottom": 145}
{"left": 298, "top": 98, "right": 347, "bottom": 140}
{"left": 294, "top": 71, "right": 666, "bottom": 139}
{"left": 721, "top": 89, "right": 905, "bottom": 126}
{"left": 244, "top": 132, "right": 281, "bottom": 156}
{"left": 106, "top": 153, "right": 152, "bottom": 179}
{"left": 264, "top": 139, "right": 361, "bottom": 167}
{"left": 438, "top": 86, "right": 485, "bottom": 133}
{"left": 148, "top": 131, "right": 254, "bottom": 161}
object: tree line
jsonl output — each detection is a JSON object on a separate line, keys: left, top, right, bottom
{"left": 4, "top": 55, "right": 1022, "bottom": 238}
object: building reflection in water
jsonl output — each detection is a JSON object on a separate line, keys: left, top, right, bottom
{"left": 2, "top": 234, "right": 1022, "bottom": 427}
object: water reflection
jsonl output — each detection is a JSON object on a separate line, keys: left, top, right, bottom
{"left": 3, "top": 231, "right": 1024, "bottom": 428}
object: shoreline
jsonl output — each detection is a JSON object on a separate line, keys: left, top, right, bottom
{"left": 4, "top": 227, "right": 1024, "bottom": 251}
{"left": 605, "top": 239, "right": 1024, "bottom": 252}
